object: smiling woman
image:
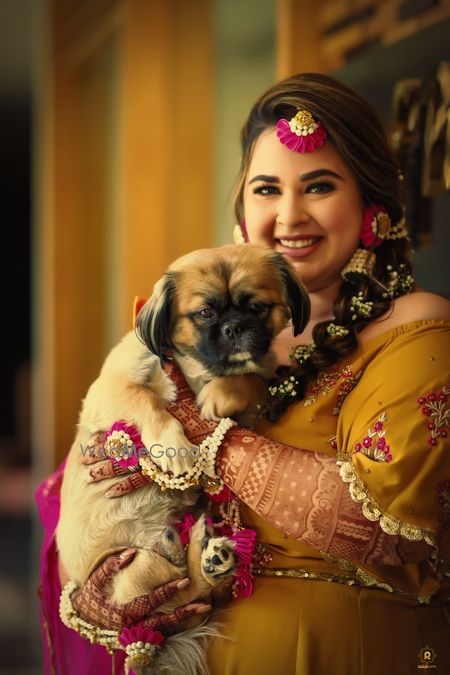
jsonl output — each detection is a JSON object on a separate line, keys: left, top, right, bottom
{"left": 36, "top": 72, "right": 450, "bottom": 675}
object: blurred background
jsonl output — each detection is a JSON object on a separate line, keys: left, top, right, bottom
{"left": 0, "top": 0, "right": 449, "bottom": 673}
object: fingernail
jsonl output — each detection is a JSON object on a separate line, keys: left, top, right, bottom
{"left": 176, "top": 578, "right": 190, "bottom": 590}
{"left": 120, "top": 548, "right": 136, "bottom": 559}
{"left": 105, "top": 488, "right": 116, "bottom": 498}
{"left": 196, "top": 604, "right": 212, "bottom": 614}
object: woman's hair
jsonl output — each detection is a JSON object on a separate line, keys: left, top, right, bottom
{"left": 234, "top": 73, "right": 414, "bottom": 420}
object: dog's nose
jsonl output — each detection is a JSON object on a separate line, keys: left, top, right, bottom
{"left": 221, "top": 320, "right": 243, "bottom": 341}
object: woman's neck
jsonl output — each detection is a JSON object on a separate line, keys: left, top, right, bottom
{"left": 272, "top": 279, "right": 341, "bottom": 365}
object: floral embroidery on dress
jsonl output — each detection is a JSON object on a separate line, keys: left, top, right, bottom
{"left": 416, "top": 386, "right": 449, "bottom": 446}
{"left": 352, "top": 412, "right": 392, "bottom": 462}
{"left": 303, "top": 364, "right": 361, "bottom": 414}
{"left": 436, "top": 479, "right": 450, "bottom": 534}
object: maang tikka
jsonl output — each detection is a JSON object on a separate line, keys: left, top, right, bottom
{"left": 276, "top": 110, "right": 328, "bottom": 153}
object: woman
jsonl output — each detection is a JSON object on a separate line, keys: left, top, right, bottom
{"left": 37, "top": 73, "right": 450, "bottom": 674}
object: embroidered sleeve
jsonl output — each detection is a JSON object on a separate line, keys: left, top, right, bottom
{"left": 336, "top": 324, "right": 450, "bottom": 550}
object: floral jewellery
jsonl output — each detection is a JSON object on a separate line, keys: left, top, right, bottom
{"left": 232, "top": 218, "right": 248, "bottom": 244}
{"left": 139, "top": 417, "right": 236, "bottom": 491}
{"left": 352, "top": 412, "right": 392, "bottom": 462}
{"left": 385, "top": 215, "right": 409, "bottom": 240}
{"left": 268, "top": 375, "right": 300, "bottom": 401}
{"left": 382, "top": 264, "right": 415, "bottom": 298}
{"left": 276, "top": 109, "right": 328, "bottom": 153}
{"left": 105, "top": 421, "right": 145, "bottom": 469}
{"left": 350, "top": 292, "right": 373, "bottom": 320}
{"left": 326, "top": 322, "right": 349, "bottom": 337}
{"left": 360, "top": 204, "right": 392, "bottom": 248}
{"left": 416, "top": 387, "right": 449, "bottom": 447}
{"left": 119, "top": 623, "right": 165, "bottom": 670}
{"left": 290, "top": 342, "right": 316, "bottom": 365}
{"left": 59, "top": 582, "right": 165, "bottom": 667}
{"left": 341, "top": 248, "right": 376, "bottom": 282}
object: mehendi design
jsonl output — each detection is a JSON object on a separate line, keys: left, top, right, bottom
{"left": 352, "top": 412, "right": 392, "bottom": 463}
{"left": 416, "top": 386, "right": 450, "bottom": 446}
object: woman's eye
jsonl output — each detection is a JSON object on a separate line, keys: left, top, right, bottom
{"left": 253, "top": 185, "right": 280, "bottom": 196}
{"left": 305, "top": 181, "right": 334, "bottom": 194}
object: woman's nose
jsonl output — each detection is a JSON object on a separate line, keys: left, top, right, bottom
{"left": 276, "top": 194, "right": 309, "bottom": 229}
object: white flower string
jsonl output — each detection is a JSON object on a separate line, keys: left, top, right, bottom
{"left": 139, "top": 417, "right": 236, "bottom": 491}
{"left": 59, "top": 581, "right": 121, "bottom": 653}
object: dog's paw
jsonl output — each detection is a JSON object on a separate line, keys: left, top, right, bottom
{"left": 141, "top": 418, "right": 198, "bottom": 476}
{"left": 197, "top": 375, "right": 267, "bottom": 421}
{"left": 201, "top": 536, "right": 236, "bottom": 586}
{"left": 153, "top": 526, "right": 187, "bottom": 568}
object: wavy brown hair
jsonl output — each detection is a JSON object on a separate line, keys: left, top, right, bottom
{"left": 234, "top": 73, "right": 414, "bottom": 420}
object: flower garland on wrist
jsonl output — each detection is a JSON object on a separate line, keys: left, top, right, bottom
{"left": 59, "top": 583, "right": 165, "bottom": 671}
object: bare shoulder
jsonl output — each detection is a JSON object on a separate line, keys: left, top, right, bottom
{"left": 360, "top": 291, "right": 450, "bottom": 343}
{"left": 392, "top": 291, "right": 450, "bottom": 322}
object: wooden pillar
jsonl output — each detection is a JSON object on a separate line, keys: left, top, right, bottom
{"left": 276, "top": 0, "right": 324, "bottom": 78}
{"left": 33, "top": 0, "right": 214, "bottom": 470}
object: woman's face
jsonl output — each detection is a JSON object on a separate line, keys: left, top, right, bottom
{"left": 243, "top": 128, "right": 364, "bottom": 293}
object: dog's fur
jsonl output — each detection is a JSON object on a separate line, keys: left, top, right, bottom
{"left": 56, "top": 244, "right": 309, "bottom": 674}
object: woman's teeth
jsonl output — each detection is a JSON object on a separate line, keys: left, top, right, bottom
{"left": 279, "top": 238, "right": 320, "bottom": 248}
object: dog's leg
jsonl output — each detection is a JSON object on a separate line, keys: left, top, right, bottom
{"left": 196, "top": 373, "right": 267, "bottom": 422}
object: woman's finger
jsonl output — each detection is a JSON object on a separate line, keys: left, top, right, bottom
{"left": 104, "top": 470, "right": 152, "bottom": 498}
{"left": 89, "top": 461, "right": 129, "bottom": 481}
{"left": 141, "top": 602, "right": 212, "bottom": 631}
{"left": 78, "top": 432, "right": 108, "bottom": 464}
{"left": 123, "top": 578, "right": 190, "bottom": 619}
{"left": 90, "top": 549, "right": 137, "bottom": 591}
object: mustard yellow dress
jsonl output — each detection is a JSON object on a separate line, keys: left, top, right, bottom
{"left": 207, "top": 320, "right": 450, "bottom": 675}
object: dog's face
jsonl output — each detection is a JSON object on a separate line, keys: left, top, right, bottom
{"left": 137, "top": 244, "right": 310, "bottom": 377}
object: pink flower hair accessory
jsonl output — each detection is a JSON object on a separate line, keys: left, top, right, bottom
{"left": 360, "top": 204, "right": 392, "bottom": 248}
{"left": 276, "top": 109, "right": 327, "bottom": 153}
{"left": 105, "top": 421, "right": 145, "bottom": 469}
{"left": 119, "top": 622, "right": 165, "bottom": 669}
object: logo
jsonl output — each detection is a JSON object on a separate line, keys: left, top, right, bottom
{"left": 418, "top": 647, "right": 437, "bottom": 669}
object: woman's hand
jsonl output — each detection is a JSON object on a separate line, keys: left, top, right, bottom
{"left": 71, "top": 548, "right": 211, "bottom": 632}
{"left": 81, "top": 361, "right": 218, "bottom": 497}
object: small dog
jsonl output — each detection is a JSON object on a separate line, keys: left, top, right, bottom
{"left": 56, "top": 244, "right": 309, "bottom": 674}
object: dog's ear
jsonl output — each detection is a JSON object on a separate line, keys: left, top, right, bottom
{"left": 272, "top": 253, "right": 310, "bottom": 336}
{"left": 135, "top": 272, "right": 177, "bottom": 361}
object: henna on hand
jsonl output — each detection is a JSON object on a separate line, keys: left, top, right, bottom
{"left": 142, "top": 602, "right": 212, "bottom": 633}
{"left": 104, "top": 470, "right": 152, "bottom": 498}
{"left": 72, "top": 549, "right": 195, "bottom": 631}
{"left": 89, "top": 461, "right": 130, "bottom": 481}
{"left": 78, "top": 432, "right": 108, "bottom": 465}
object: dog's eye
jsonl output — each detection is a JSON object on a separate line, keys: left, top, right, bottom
{"left": 248, "top": 303, "right": 264, "bottom": 313}
{"left": 197, "top": 307, "right": 216, "bottom": 320}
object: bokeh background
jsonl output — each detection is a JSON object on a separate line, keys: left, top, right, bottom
{"left": 1, "top": 1, "right": 449, "bottom": 673}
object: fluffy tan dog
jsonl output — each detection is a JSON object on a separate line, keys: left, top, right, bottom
{"left": 56, "top": 244, "right": 309, "bottom": 674}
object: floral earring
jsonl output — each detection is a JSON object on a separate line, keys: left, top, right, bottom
{"left": 341, "top": 204, "right": 391, "bottom": 282}
{"left": 233, "top": 218, "right": 249, "bottom": 244}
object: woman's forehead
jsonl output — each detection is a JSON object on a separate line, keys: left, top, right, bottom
{"left": 247, "top": 128, "right": 349, "bottom": 178}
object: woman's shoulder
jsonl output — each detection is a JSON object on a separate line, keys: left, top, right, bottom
{"left": 392, "top": 290, "right": 450, "bottom": 322}
{"left": 360, "top": 291, "right": 450, "bottom": 344}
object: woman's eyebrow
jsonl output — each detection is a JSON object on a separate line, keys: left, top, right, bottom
{"left": 299, "top": 169, "right": 343, "bottom": 181}
{"left": 248, "top": 174, "right": 279, "bottom": 184}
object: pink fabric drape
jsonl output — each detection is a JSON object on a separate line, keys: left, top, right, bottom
{"left": 35, "top": 461, "right": 126, "bottom": 675}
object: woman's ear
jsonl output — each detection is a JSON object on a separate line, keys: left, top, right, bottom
{"left": 135, "top": 273, "right": 177, "bottom": 361}
{"left": 273, "top": 253, "right": 310, "bottom": 336}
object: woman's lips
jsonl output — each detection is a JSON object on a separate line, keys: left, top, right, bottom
{"left": 276, "top": 236, "right": 322, "bottom": 258}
